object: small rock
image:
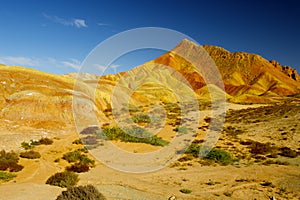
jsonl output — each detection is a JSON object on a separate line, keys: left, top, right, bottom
{"left": 168, "top": 195, "right": 176, "bottom": 200}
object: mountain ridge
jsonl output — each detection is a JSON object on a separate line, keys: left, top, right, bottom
{"left": 0, "top": 39, "right": 300, "bottom": 131}
{"left": 151, "top": 40, "right": 300, "bottom": 102}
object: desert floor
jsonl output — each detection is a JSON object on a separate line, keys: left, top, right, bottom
{"left": 0, "top": 102, "right": 299, "bottom": 200}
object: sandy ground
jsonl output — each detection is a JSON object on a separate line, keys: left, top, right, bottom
{"left": 0, "top": 102, "right": 299, "bottom": 200}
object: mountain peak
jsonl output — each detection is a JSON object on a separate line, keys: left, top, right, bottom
{"left": 151, "top": 41, "right": 300, "bottom": 102}
{"left": 172, "top": 39, "right": 200, "bottom": 53}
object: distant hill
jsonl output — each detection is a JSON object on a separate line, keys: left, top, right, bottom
{"left": 0, "top": 66, "right": 108, "bottom": 130}
{"left": 1, "top": 39, "right": 300, "bottom": 130}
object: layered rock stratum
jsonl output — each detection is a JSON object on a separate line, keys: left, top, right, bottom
{"left": 0, "top": 39, "right": 300, "bottom": 131}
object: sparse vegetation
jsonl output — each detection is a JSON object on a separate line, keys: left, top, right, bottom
{"left": 178, "top": 154, "right": 194, "bottom": 162}
{"left": 279, "top": 147, "right": 298, "bottom": 158}
{"left": 63, "top": 150, "right": 83, "bottom": 163}
{"left": 102, "top": 126, "right": 168, "bottom": 146}
{"left": 72, "top": 139, "right": 83, "bottom": 145}
{"left": 235, "top": 178, "right": 251, "bottom": 182}
{"left": 56, "top": 185, "right": 106, "bottom": 200}
{"left": 7, "top": 162, "right": 24, "bottom": 172}
{"left": 132, "top": 113, "right": 151, "bottom": 124}
{"left": 206, "top": 180, "right": 221, "bottom": 185}
{"left": 223, "top": 126, "right": 244, "bottom": 136}
{"left": 240, "top": 140, "right": 276, "bottom": 155}
{"left": 0, "top": 150, "right": 23, "bottom": 172}
{"left": 122, "top": 104, "right": 141, "bottom": 113}
{"left": 205, "top": 148, "right": 233, "bottom": 165}
{"left": 240, "top": 139, "right": 298, "bottom": 159}
{"left": 0, "top": 170, "right": 16, "bottom": 182}
{"left": 21, "top": 141, "right": 34, "bottom": 150}
{"left": 262, "top": 160, "right": 289, "bottom": 165}
{"left": 63, "top": 150, "right": 94, "bottom": 165}
{"left": 77, "top": 147, "right": 88, "bottom": 153}
{"left": 39, "top": 137, "right": 54, "bottom": 145}
{"left": 20, "top": 150, "right": 41, "bottom": 159}
{"left": 260, "top": 181, "right": 274, "bottom": 187}
{"left": 66, "top": 162, "right": 90, "bottom": 173}
{"left": 62, "top": 149, "right": 95, "bottom": 172}
{"left": 223, "top": 191, "right": 232, "bottom": 197}
{"left": 180, "top": 188, "right": 192, "bottom": 194}
{"left": 278, "top": 186, "right": 287, "bottom": 194}
{"left": 185, "top": 143, "right": 233, "bottom": 165}
{"left": 173, "top": 126, "right": 188, "bottom": 133}
{"left": 46, "top": 171, "right": 79, "bottom": 188}
{"left": 21, "top": 137, "right": 53, "bottom": 149}
{"left": 249, "top": 141, "right": 275, "bottom": 155}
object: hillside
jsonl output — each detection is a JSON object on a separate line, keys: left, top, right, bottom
{"left": 153, "top": 39, "right": 300, "bottom": 103}
{"left": 0, "top": 40, "right": 300, "bottom": 200}
{"left": 1, "top": 39, "right": 300, "bottom": 134}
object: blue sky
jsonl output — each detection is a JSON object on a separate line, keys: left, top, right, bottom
{"left": 0, "top": 0, "right": 299, "bottom": 74}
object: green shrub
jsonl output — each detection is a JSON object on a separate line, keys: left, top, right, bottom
{"left": 127, "top": 104, "right": 141, "bottom": 112}
{"left": 173, "top": 126, "right": 188, "bottom": 133}
{"left": 66, "top": 163, "right": 90, "bottom": 173}
{"left": 177, "top": 154, "right": 194, "bottom": 162}
{"left": 79, "top": 156, "right": 95, "bottom": 166}
{"left": 185, "top": 143, "right": 200, "bottom": 157}
{"left": 223, "top": 192, "right": 232, "bottom": 197}
{"left": 0, "top": 170, "right": 16, "bottom": 182}
{"left": 56, "top": 185, "right": 106, "bottom": 200}
{"left": 21, "top": 141, "right": 34, "bottom": 150}
{"left": 46, "top": 171, "right": 79, "bottom": 188}
{"left": 102, "top": 126, "right": 168, "bottom": 146}
{"left": 205, "top": 148, "right": 233, "bottom": 165}
{"left": 1, "top": 161, "right": 9, "bottom": 169}
{"left": 30, "top": 140, "right": 41, "bottom": 146}
{"left": 77, "top": 147, "right": 88, "bottom": 153}
{"left": 249, "top": 141, "right": 276, "bottom": 155}
{"left": 39, "top": 137, "right": 53, "bottom": 145}
{"left": 0, "top": 150, "right": 19, "bottom": 165}
{"left": 260, "top": 181, "right": 274, "bottom": 187}
{"left": 132, "top": 114, "right": 151, "bottom": 123}
{"left": 0, "top": 150, "right": 23, "bottom": 172}
{"left": 72, "top": 139, "right": 83, "bottom": 145}
{"left": 180, "top": 188, "right": 192, "bottom": 194}
{"left": 20, "top": 150, "right": 41, "bottom": 159}
{"left": 62, "top": 151, "right": 82, "bottom": 163}
{"left": 62, "top": 150, "right": 95, "bottom": 170}
{"left": 185, "top": 144, "right": 233, "bottom": 165}
{"left": 21, "top": 137, "right": 53, "bottom": 150}
{"left": 8, "top": 162, "right": 24, "bottom": 172}
{"left": 21, "top": 140, "right": 40, "bottom": 149}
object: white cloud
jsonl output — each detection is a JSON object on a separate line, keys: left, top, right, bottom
{"left": 93, "top": 64, "right": 120, "bottom": 74}
{"left": 61, "top": 59, "right": 81, "bottom": 70}
{"left": 74, "top": 19, "right": 87, "bottom": 28}
{"left": 0, "top": 56, "right": 39, "bottom": 66}
{"left": 97, "top": 22, "right": 108, "bottom": 26}
{"left": 43, "top": 13, "right": 87, "bottom": 28}
{"left": 110, "top": 64, "right": 120, "bottom": 73}
{"left": 93, "top": 64, "right": 108, "bottom": 74}
{"left": 0, "top": 55, "right": 83, "bottom": 73}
